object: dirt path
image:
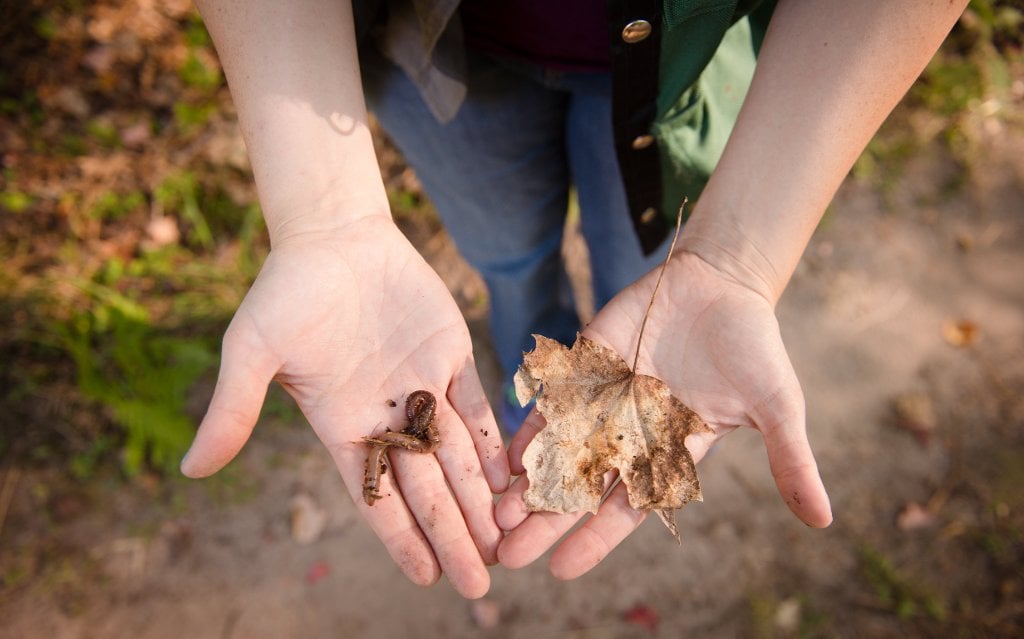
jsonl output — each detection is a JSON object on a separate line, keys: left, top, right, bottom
{"left": 2, "top": 110, "right": 1023, "bottom": 639}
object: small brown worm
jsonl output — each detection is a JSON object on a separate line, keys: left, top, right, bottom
{"left": 361, "top": 390, "right": 440, "bottom": 506}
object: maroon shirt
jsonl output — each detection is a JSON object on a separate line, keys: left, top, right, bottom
{"left": 460, "top": 0, "right": 611, "bottom": 72}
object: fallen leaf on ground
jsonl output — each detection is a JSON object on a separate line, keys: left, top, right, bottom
{"left": 897, "top": 501, "right": 935, "bottom": 531}
{"left": 942, "top": 319, "right": 980, "bottom": 347}
{"left": 305, "top": 560, "right": 330, "bottom": 585}
{"left": 515, "top": 334, "right": 711, "bottom": 541}
{"left": 893, "top": 391, "right": 937, "bottom": 446}
{"left": 623, "top": 603, "right": 659, "bottom": 634}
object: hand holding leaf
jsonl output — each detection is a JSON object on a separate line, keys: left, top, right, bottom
{"left": 497, "top": 205, "right": 832, "bottom": 578}
{"left": 509, "top": 202, "right": 707, "bottom": 542}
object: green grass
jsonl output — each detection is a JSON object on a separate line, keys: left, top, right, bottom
{"left": 0, "top": 189, "right": 33, "bottom": 213}
{"left": 858, "top": 544, "right": 947, "bottom": 622}
{"left": 179, "top": 52, "right": 221, "bottom": 92}
{"left": 52, "top": 283, "right": 218, "bottom": 476}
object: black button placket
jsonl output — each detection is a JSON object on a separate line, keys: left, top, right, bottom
{"left": 608, "top": 0, "right": 669, "bottom": 255}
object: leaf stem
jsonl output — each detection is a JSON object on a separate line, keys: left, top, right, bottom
{"left": 632, "top": 198, "right": 687, "bottom": 373}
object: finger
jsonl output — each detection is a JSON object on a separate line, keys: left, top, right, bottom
{"left": 433, "top": 396, "right": 504, "bottom": 565}
{"left": 387, "top": 442, "right": 492, "bottom": 598}
{"left": 763, "top": 428, "right": 833, "bottom": 527}
{"left": 498, "top": 505, "right": 587, "bottom": 570}
{"left": 494, "top": 473, "right": 531, "bottom": 531}
{"left": 532, "top": 430, "right": 728, "bottom": 578}
{"left": 756, "top": 396, "right": 833, "bottom": 528}
{"left": 507, "top": 407, "right": 546, "bottom": 476}
{"left": 448, "top": 359, "right": 509, "bottom": 493}
{"left": 497, "top": 470, "right": 617, "bottom": 570}
{"left": 328, "top": 440, "right": 442, "bottom": 588}
{"left": 181, "top": 319, "right": 278, "bottom": 478}
{"left": 548, "top": 482, "right": 647, "bottom": 580}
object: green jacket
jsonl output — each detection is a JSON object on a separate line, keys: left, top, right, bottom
{"left": 611, "top": 0, "right": 776, "bottom": 251}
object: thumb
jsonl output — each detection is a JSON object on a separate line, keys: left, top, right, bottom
{"left": 756, "top": 389, "right": 833, "bottom": 528}
{"left": 181, "top": 320, "right": 278, "bottom": 478}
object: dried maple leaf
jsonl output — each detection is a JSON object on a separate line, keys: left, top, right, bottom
{"left": 514, "top": 333, "right": 711, "bottom": 541}
{"left": 513, "top": 200, "right": 708, "bottom": 542}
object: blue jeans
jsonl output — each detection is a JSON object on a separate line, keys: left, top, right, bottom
{"left": 362, "top": 49, "right": 666, "bottom": 385}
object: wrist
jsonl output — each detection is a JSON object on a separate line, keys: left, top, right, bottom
{"left": 267, "top": 204, "right": 396, "bottom": 250}
{"left": 263, "top": 194, "right": 393, "bottom": 248}
{"left": 248, "top": 122, "right": 393, "bottom": 247}
{"left": 678, "top": 214, "right": 784, "bottom": 306}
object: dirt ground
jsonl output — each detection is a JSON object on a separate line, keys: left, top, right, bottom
{"left": 3, "top": 111, "right": 1023, "bottom": 638}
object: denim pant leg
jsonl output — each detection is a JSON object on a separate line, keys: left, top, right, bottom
{"left": 362, "top": 51, "right": 580, "bottom": 381}
{"left": 565, "top": 87, "right": 669, "bottom": 310}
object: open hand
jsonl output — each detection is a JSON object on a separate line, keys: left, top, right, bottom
{"left": 495, "top": 250, "right": 832, "bottom": 578}
{"left": 181, "top": 216, "right": 509, "bottom": 598}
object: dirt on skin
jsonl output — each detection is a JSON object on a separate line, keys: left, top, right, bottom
{"left": 2, "top": 5, "right": 1024, "bottom": 638}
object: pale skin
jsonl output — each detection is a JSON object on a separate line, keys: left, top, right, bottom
{"left": 181, "top": 0, "right": 968, "bottom": 594}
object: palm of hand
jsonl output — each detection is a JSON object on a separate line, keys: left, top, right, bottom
{"left": 589, "top": 252, "right": 800, "bottom": 454}
{"left": 497, "top": 252, "right": 831, "bottom": 578}
{"left": 233, "top": 222, "right": 471, "bottom": 446}
{"left": 183, "top": 218, "right": 507, "bottom": 598}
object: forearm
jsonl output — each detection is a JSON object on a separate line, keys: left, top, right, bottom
{"left": 195, "top": 0, "right": 388, "bottom": 244}
{"left": 680, "top": 0, "right": 968, "bottom": 303}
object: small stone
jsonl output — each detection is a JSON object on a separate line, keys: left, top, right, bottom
{"left": 121, "top": 122, "right": 152, "bottom": 148}
{"left": 289, "top": 493, "right": 328, "bottom": 544}
{"left": 145, "top": 215, "right": 180, "bottom": 248}
{"left": 893, "top": 392, "right": 937, "bottom": 446}
{"left": 470, "top": 598, "right": 501, "bottom": 629}
{"left": 774, "top": 597, "right": 801, "bottom": 633}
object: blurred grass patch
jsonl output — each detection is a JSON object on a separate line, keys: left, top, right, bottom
{"left": 2, "top": 165, "right": 268, "bottom": 477}
{"left": 53, "top": 288, "right": 216, "bottom": 476}
{"left": 87, "top": 190, "right": 145, "bottom": 221}
{"left": 179, "top": 51, "right": 221, "bottom": 92}
{"left": 853, "top": 0, "right": 1023, "bottom": 190}
{"left": 1, "top": 189, "right": 34, "bottom": 213}
{"left": 747, "top": 591, "right": 830, "bottom": 639}
{"left": 858, "top": 544, "right": 948, "bottom": 623}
